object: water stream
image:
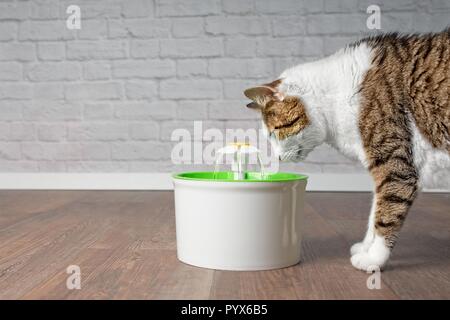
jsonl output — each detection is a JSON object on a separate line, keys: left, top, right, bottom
{"left": 213, "top": 143, "right": 266, "bottom": 180}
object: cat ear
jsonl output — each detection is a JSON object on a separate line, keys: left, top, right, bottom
{"left": 244, "top": 86, "right": 283, "bottom": 109}
{"left": 246, "top": 102, "right": 262, "bottom": 110}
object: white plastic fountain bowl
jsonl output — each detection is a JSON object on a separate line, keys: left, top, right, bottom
{"left": 172, "top": 171, "right": 308, "bottom": 271}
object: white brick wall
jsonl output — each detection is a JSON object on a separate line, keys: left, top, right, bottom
{"left": 0, "top": 0, "right": 448, "bottom": 175}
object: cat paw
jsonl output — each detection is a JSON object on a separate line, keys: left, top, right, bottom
{"left": 350, "top": 235, "right": 390, "bottom": 271}
{"left": 351, "top": 252, "right": 386, "bottom": 271}
{"left": 350, "top": 241, "right": 371, "bottom": 255}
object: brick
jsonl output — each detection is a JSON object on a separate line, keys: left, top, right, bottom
{"left": 223, "top": 79, "right": 258, "bottom": 99}
{"left": 19, "top": 20, "right": 75, "bottom": 40}
{"left": 125, "top": 81, "right": 158, "bottom": 99}
{"left": 0, "top": 123, "right": 9, "bottom": 140}
{"left": 160, "top": 39, "right": 222, "bottom": 57}
{"left": 208, "top": 59, "right": 246, "bottom": 78}
{"left": 65, "top": 82, "right": 122, "bottom": 100}
{"left": 21, "top": 143, "right": 51, "bottom": 160}
{"left": 77, "top": 19, "right": 107, "bottom": 40}
{"left": 83, "top": 62, "right": 111, "bottom": 80}
{"left": 280, "top": 162, "right": 323, "bottom": 173}
{"left": 430, "top": 0, "right": 450, "bottom": 11}
{"left": 27, "top": 62, "right": 81, "bottom": 81}
{"left": 130, "top": 40, "right": 159, "bottom": 58}
{"left": 72, "top": 142, "right": 111, "bottom": 160}
{"left": 176, "top": 101, "right": 208, "bottom": 120}
{"left": 38, "top": 161, "right": 66, "bottom": 172}
{"left": 177, "top": 59, "right": 207, "bottom": 78}
{"left": 38, "top": 124, "right": 67, "bottom": 142}
{"left": 30, "top": 0, "right": 60, "bottom": 19}
{"left": 303, "top": 0, "right": 324, "bottom": 13}
{"left": 22, "top": 142, "right": 110, "bottom": 161}
{"left": 109, "top": 19, "right": 170, "bottom": 38}
{"left": 339, "top": 14, "right": 370, "bottom": 34}
{"left": 113, "top": 60, "right": 175, "bottom": 78}
{"left": 0, "top": 143, "right": 21, "bottom": 160}
{"left": 9, "top": 123, "right": 36, "bottom": 141}
{"left": 0, "top": 101, "right": 25, "bottom": 120}
{"left": 111, "top": 142, "right": 171, "bottom": 160}
{"left": 323, "top": 36, "right": 358, "bottom": 55}
{"left": 84, "top": 103, "right": 113, "bottom": 120}
{"left": 208, "top": 58, "right": 273, "bottom": 78}
{"left": 0, "top": 22, "right": 18, "bottom": 40}
{"left": 205, "top": 17, "right": 270, "bottom": 35}
{"left": 257, "top": 37, "right": 323, "bottom": 57}
{"left": 37, "top": 42, "right": 65, "bottom": 61}
{"left": 33, "top": 83, "right": 64, "bottom": 100}
{"left": 255, "top": 0, "right": 304, "bottom": 14}
{"left": 67, "top": 41, "right": 127, "bottom": 60}
{"left": 324, "top": 0, "right": 358, "bottom": 13}
{"left": 223, "top": 0, "right": 254, "bottom": 14}
{"left": 159, "top": 120, "right": 224, "bottom": 141}
{"left": 68, "top": 123, "right": 128, "bottom": 141}
{"left": 129, "top": 121, "right": 160, "bottom": 140}
{"left": 160, "top": 80, "right": 222, "bottom": 99}
{"left": 272, "top": 17, "right": 306, "bottom": 36}
{"left": 358, "top": 0, "right": 415, "bottom": 11}
{"left": 0, "top": 160, "right": 37, "bottom": 172}
{"left": 0, "top": 43, "right": 36, "bottom": 61}
{"left": 321, "top": 163, "right": 366, "bottom": 173}
{"left": 23, "top": 101, "right": 82, "bottom": 121}
{"left": 129, "top": 161, "right": 176, "bottom": 172}
{"left": 0, "top": 84, "right": 32, "bottom": 100}
{"left": 115, "top": 101, "right": 176, "bottom": 120}
{"left": 225, "top": 38, "right": 257, "bottom": 58}
{"left": 306, "top": 15, "right": 340, "bottom": 35}
{"left": 306, "top": 14, "right": 366, "bottom": 35}
{"left": 0, "top": 1, "right": 29, "bottom": 20}
{"left": 307, "top": 145, "right": 354, "bottom": 164}
{"left": 172, "top": 18, "right": 204, "bottom": 38}
{"left": 66, "top": 161, "right": 128, "bottom": 172}
{"left": 157, "top": 0, "right": 220, "bottom": 17}
{"left": 59, "top": 1, "right": 121, "bottom": 18}
{"left": 223, "top": 120, "right": 261, "bottom": 133}
{"left": 0, "top": 63, "right": 22, "bottom": 81}
{"left": 273, "top": 57, "right": 302, "bottom": 74}
{"left": 122, "top": 0, "right": 154, "bottom": 17}
{"left": 208, "top": 100, "right": 260, "bottom": 120}
{"left": 381, "top": 12, "right": 417, "bottom": 32}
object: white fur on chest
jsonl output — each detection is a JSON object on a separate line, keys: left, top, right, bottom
{"left": 278, "top": 43, "right": 374, "bottom": 165}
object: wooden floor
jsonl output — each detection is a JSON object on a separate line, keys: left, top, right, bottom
{"left": 0, "top": 191, "right": 448, "bottom": 300}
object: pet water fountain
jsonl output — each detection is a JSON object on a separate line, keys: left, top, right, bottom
{"left": 172, "top": 143, "right": 308, "bottom": 271}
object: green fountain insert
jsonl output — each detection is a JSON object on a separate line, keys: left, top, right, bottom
{"left": 173, "top": 171, "right": 308, "bottom": 182}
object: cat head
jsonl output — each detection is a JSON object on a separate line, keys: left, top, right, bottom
{"left": 244, "top": 79, "right": 325, "bottom": 162}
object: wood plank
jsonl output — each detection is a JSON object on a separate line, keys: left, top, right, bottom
{"left": 0, "top": 191, "right": 448, "bottom": 299}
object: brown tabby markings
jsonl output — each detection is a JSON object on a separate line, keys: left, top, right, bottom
{"left": 358, "top": 30, "right": 450, "bottom": 248}
{"left": 245, "top": 80, "right": 310, "bottom": 140}
{"left": 263, "top": 96, "right": 310, "bottom": 140}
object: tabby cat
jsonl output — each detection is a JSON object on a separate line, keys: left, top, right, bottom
{"left": 244, "top": 30, "right": 450, "bottom": 271}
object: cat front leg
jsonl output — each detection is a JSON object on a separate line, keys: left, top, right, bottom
{"left": 350, "top": 194, "right": 376, "bottom": 255}
{"left": 351, "top": 157, "right": 418, "bottom": 271}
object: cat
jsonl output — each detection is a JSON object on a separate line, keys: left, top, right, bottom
{"left": 244, "top": 30, "right": 450, "bottom": 271}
